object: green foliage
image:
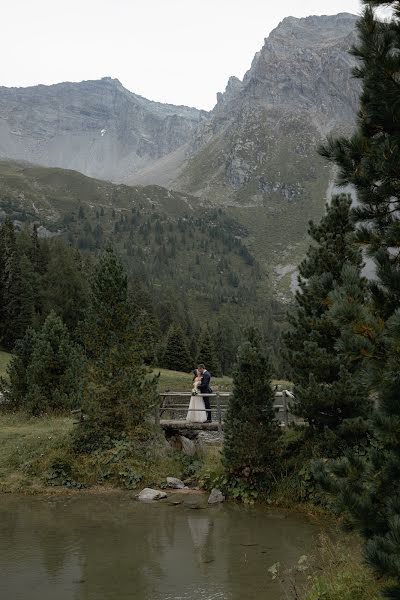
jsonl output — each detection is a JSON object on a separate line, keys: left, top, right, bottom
{"left": 74, "top": 248, "right": 157, "bottom": 452}
{"left": 314, "top": 5, "right": 400, "bottom": 596}
{"left": 284, "top": 195, "right": 370, "bottom": 443}
{"left": 0, "top": 218, "right": 33, "bottom": 349}
{"left": 303, "top": 535, "right": 384, "bottom": 600}
{"left": 40, "top": 240, "right": 90, "bottom": 334}
{"left": 0, "top": 160, "right": 280, "bottom": 375}
{"left": 2, "top": 312, "right": 83, "bottom": 415}
{"left": 223, "top": 330, "right": 281, "bottom": 496}
{"left": 162, "top": 324, "right": 193, "bottom": 373}
{"left": 197, "top": 326, "right": 222, "bottom": 376}
{"left": 319, "top": 4, "right": 400, "bottom": 320}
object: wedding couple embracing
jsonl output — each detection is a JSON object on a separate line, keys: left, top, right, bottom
{"left": 186, "top": 364, "right": 212, "bottom": 423}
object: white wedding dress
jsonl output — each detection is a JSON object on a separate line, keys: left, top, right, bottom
{"left": 186, "top": 378, "right": 207, "bottom": 422}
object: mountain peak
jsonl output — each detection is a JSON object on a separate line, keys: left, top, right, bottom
{"left": 269, "top": 12, "right": 358, "bottom": 46}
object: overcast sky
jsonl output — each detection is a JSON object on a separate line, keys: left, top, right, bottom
{"left": 1, "top": 0, "right": 389, "bottom": 109}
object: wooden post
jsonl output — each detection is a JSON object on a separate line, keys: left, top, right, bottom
{"left": 282, "top": 391, "right": 289, "bottom": 427}
{"left": 216, "top": 393, "right": 222, "bottom": 434}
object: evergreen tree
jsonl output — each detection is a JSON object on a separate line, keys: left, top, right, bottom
{"left": 197, "top": 326, "right": 222, "bottom": 376}
{"left": 134, "top": 308, "right": 160, "bottom": 366}
{"left": 314, "top": 4, "right": 400, "bottom": 595}
{"left": 0, "top": 218, "right": 32, "bottom": 349}
{"left": 75, "top": 247, "right": 157, "bottom": 451}
{"left": 163, "top": 324, "right": 192, "bottom": 372}
{"left": 284, "top": 195, "right": 369, "bottom": 441}
{"left": 41, "top": 241, "right": 90, "bottom": 334}
{"left": 319, "top": 2, "right": 400, "bottom": 322}
{"left": 223, "top": 330, "right": 280, "bottom": 494}
{"left": 0, "top": 327, "right": 38, "bottom": 409}
{"left": 25, "top": 312, "right": 83, "bottom": 414}
{"left": 315, "top": 310, "right": 400, "bottom": 597}
{"left": 2, "top": 313, "right": 82, "bottom": 415}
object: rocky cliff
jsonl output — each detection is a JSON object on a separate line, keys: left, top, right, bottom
{"left": 173, "top": 13, "right": 359, "bottom": 202}
{"left": 0, "top": 77, "right": 205, "bottom": 182}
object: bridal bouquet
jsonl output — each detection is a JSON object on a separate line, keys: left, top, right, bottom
{"left": 191, "top": 387, "right": 198, "bottom": 396}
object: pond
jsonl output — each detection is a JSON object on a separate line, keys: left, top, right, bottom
{"left": 0, "top": 493, "right": 327, "bottom": 600}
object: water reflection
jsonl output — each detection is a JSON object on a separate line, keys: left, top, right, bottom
{"left": 0, "top": 494, "right": 325, "bottom": 600}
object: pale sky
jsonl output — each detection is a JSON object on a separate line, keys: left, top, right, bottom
{"left": 1, "top": 0, "right": 387, "bottom": 110}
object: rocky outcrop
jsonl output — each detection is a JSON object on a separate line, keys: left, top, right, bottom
{"left": 208, "top": 488, "right": 225, "bottom": 504}
{"left": 166, "top": 477, "right": 186, "bottom": 489}
{"left": 0, "top": 77, "right": 205, "bottom": 182}
{"left": 175, "top": 13, "right": 360, "bottom": 203}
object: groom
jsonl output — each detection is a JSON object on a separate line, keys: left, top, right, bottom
{"left": 198, "top": 364, "right": 212, "bottom": 422}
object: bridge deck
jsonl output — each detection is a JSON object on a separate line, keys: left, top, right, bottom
{"left": 160, "top": 420, "right": 223, "bottom": 431}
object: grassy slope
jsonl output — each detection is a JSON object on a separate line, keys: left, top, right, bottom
{"left": 0, "top": 413, "right": 73, "bottom": 492}
{"left": 177, "top": 111, "right": 331, "bottom": 300}
{"left": 0, "top": 160, "right": 268, "bottom": 327}
{"left": 153, "top": 368, "right": 232, "bottom": 391}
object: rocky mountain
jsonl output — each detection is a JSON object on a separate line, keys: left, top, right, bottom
{"left": 0, "top": 77, "right": 205, "bottom": 182}
{"left": 174, "top": 13, "right": 359, "bottom": 196}
{"left": 0, "top": 13, "right": 361, "bottom": 299}
{"left": 167, "top": 13, "right": 360, "bottom": 299}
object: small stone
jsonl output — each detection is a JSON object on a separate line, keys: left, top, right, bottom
{"left": 166, "top": 477, "right": 185, "bottom": 489}
{"left": 137, "top": 488, "right": 167, "bottom": 501}
{"left": 208, "top": 488, "right": 225, "bottom": 505}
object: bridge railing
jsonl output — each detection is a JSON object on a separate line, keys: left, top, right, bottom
{"left": 156, "top": 390, "right": 294, "bottom": 431}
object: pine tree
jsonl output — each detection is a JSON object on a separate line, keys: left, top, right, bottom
{"left": 223, "top": 330, "right": 280, "bottom": 494}
{"left": 313, "top": 4, "right": 400, "bottom": 595}
{"left": 197, "top": 326, "right": 222, "bottom": 376}
{"left": 25, "top": 312, "right": 83, "bottom": 414}
{"left": 0, "top": 327, "right": 38, "bottom": 409}
{"left": 284, "top": 195, "right": 369, "bottom": 442}
{"left": 319, "top": 2, "right": 400, "bottom": 322}
{"left": 2, "top": 313, "right": 82, "bottom": 414}
{"left": 75, "top": 247, "right": 157, "bottom": 451}
{"left": 41, "top": 241, "right": 90, "bottom": 334}
{"left": 163, "top": 324, "right": 192, "bottom": 372}
{"left": 0, "top": 218, "right": 32, "bottom": 349}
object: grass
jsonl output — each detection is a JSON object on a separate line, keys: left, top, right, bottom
{"left": 0, "top": 412, "right": 74, "bottom": 492}
{"left": 152, "top": 368, "right": 233, "bottom": 392}
{"left": 302, "top": 533, "right": 385, "bottom": 600}
{"left": 0, "top": 350, "right": 11, "bottom": 379}
{"left": 151, "top": 367, "right": 290, "bottom": 392}
{"left": 0, "top": 411, "right": 185, "bottom": 493}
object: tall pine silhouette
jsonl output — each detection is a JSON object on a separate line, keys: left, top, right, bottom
{"left": 284, "top": 195, "right": 369, "bottom": 445}
{"left": 315, "top": 4, "right": 400, "bottom": 596}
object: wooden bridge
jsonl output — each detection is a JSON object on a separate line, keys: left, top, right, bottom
{"left": 155, "top": 390, "right": 294, "bottom": 433}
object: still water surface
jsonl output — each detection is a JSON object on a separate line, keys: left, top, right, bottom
{"left": 0, "top": 494, "right": 325, "bottom": 600}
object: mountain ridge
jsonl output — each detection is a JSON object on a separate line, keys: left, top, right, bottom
{"left": 0, "top": 77, "right": 206, "bottom": 183}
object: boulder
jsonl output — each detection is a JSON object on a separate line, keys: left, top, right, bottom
{"left": 137, "top": 488, "right": 167, "bottom": 501}
{"left": 208, "top": 488, "right": 225, "bottom": 505}
{"left": 166, "top": 477, "right": 185, "bottom": 489}
{"left": 181, "top": 435, "right": 196, "bottom": 456}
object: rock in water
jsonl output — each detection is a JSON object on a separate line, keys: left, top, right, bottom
{"left": 166, "top": 477, "right": 185, "bottom": 489}
{"left": 208, "top": 488, "right": 225, "bottom": 504}
{"left": 137, "top": 488, "right": 167, "bottom": 501}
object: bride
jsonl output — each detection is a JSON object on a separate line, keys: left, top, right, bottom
{"left": 186, "top": 369, "right": 207, "bottom": 423}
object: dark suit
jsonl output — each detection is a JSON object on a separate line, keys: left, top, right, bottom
{"left": 199, "top": 370, "right": 212, "bottom": 422}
